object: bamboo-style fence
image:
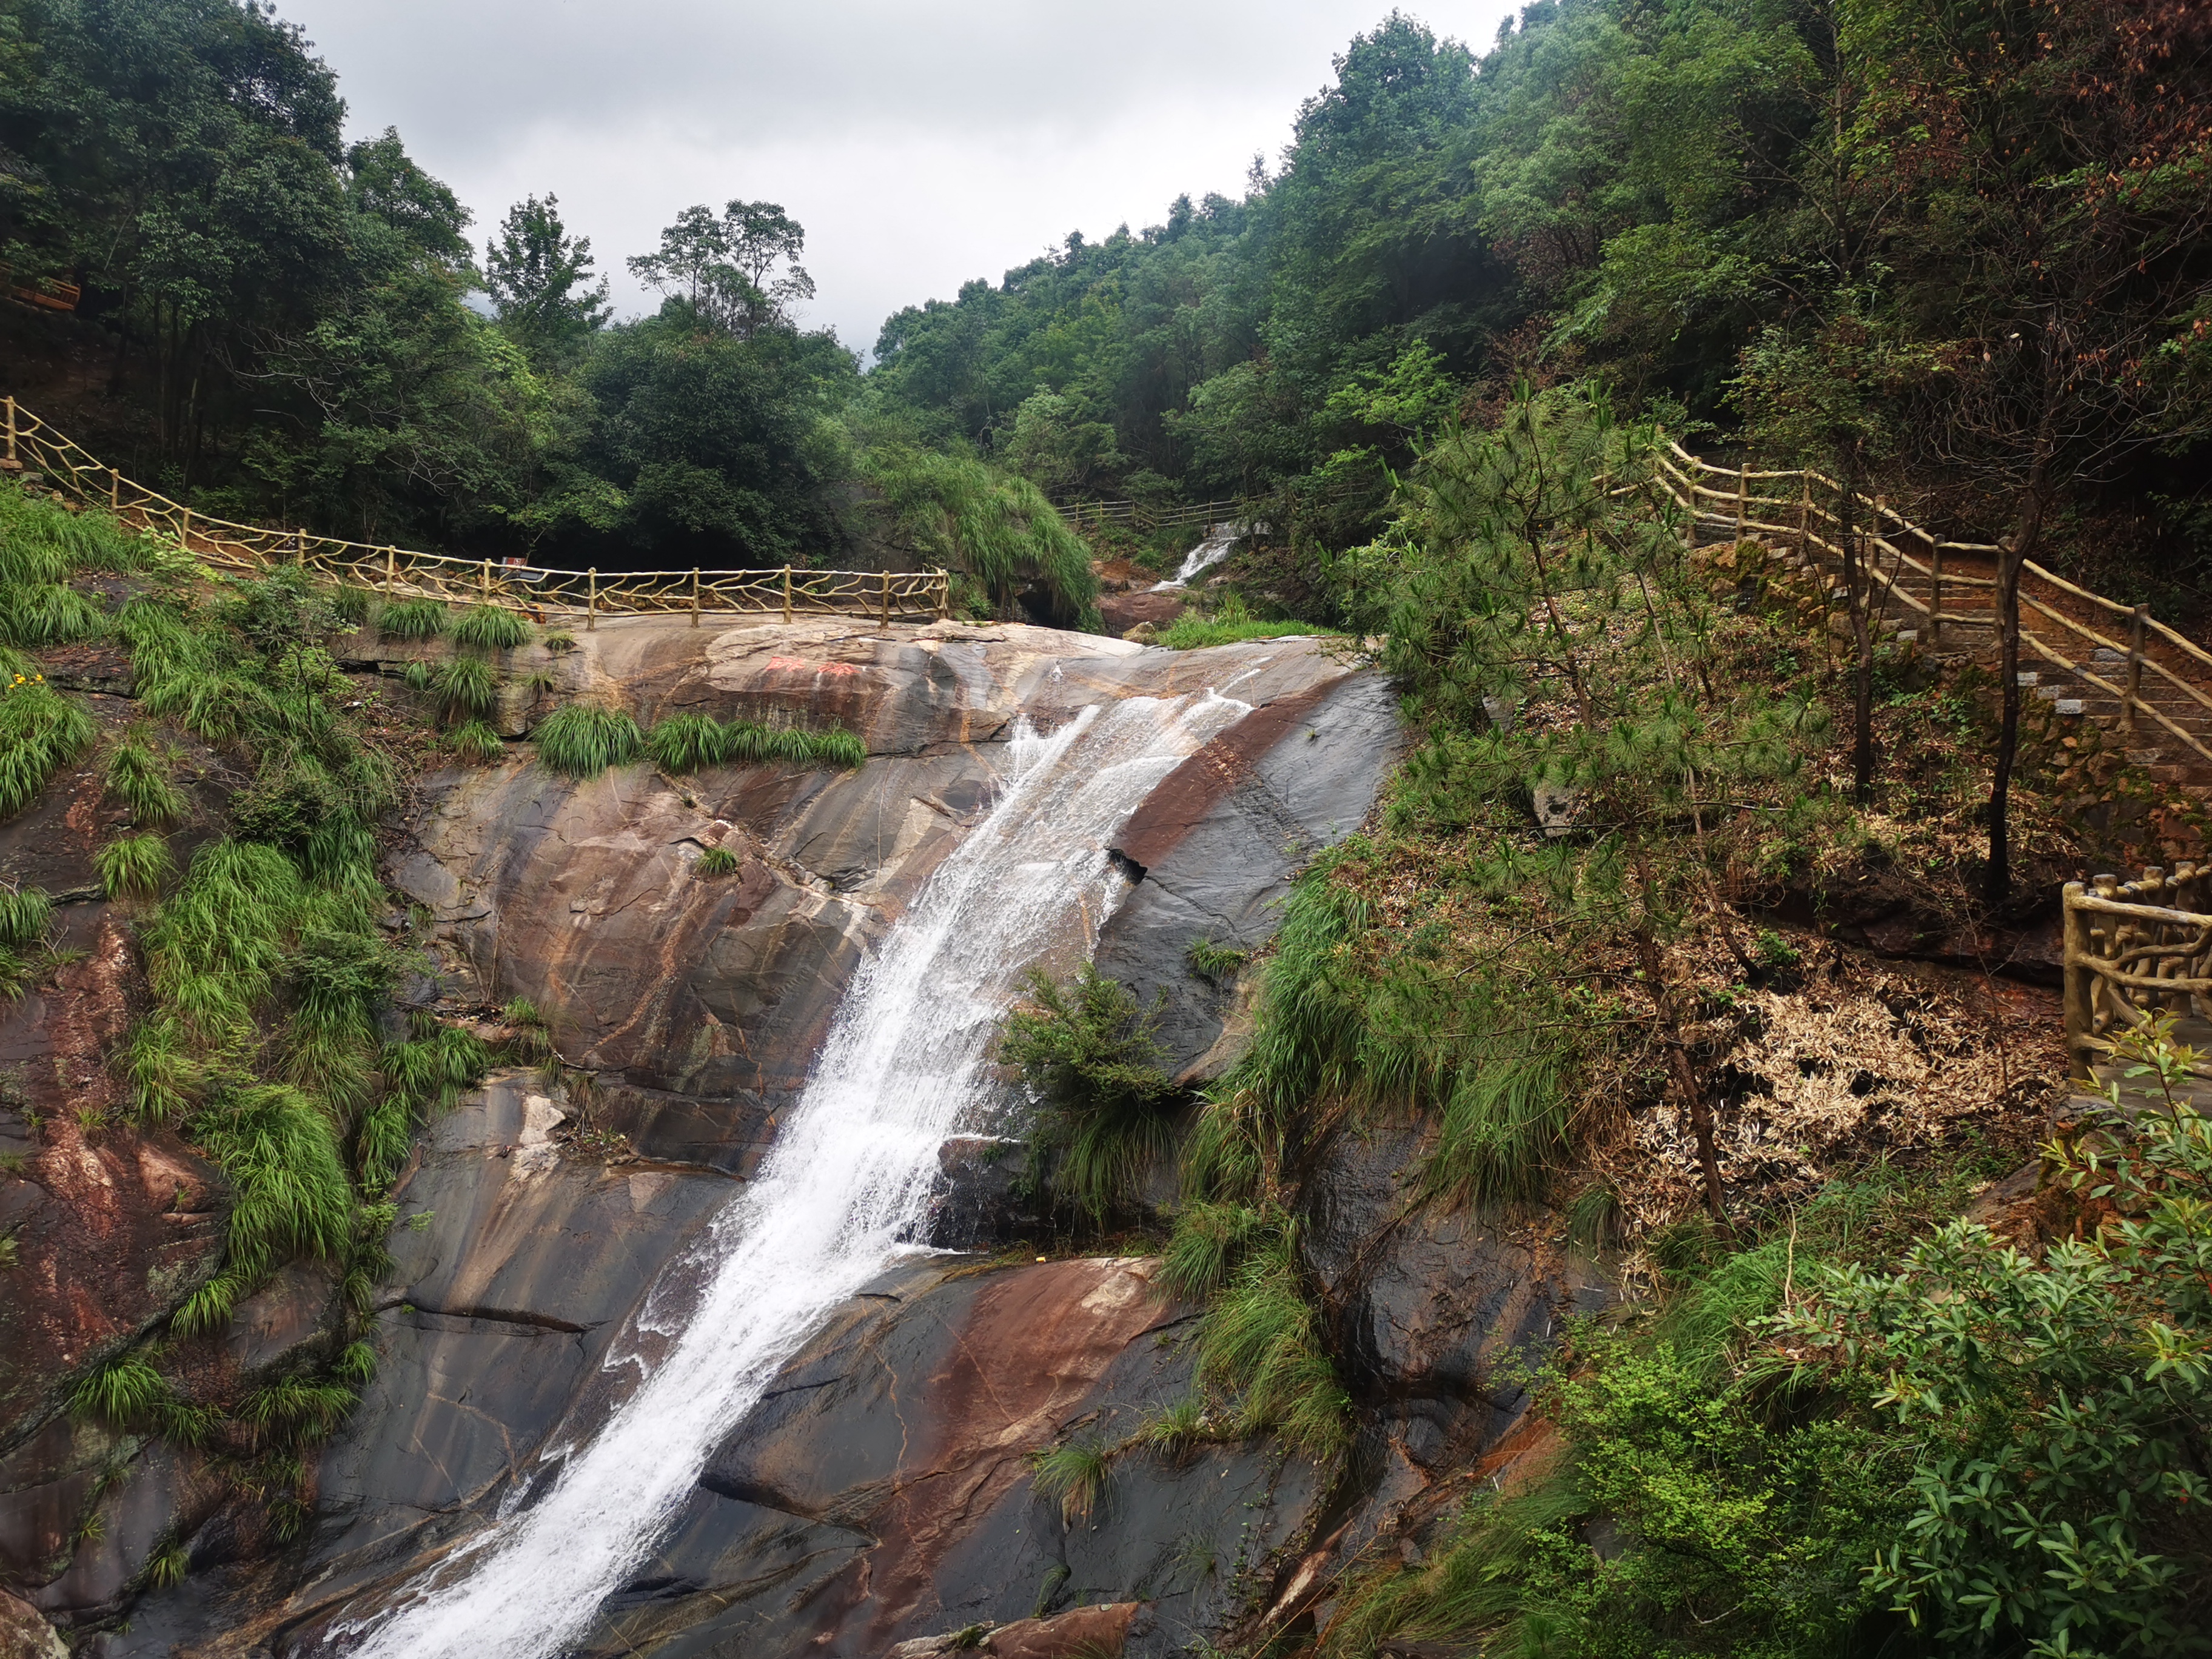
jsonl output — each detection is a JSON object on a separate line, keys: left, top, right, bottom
{"left": 0, "top": 396, "right": 951, "bottom": 628}
{"left": 1655, "top": 437, "right": 2212, "bottom": 772}
{"left": 2063, "top": 862, "right": 2212, "bottom": 1079}
{"left": 1061, "top": 496, "right": 1241, "bottom": 533}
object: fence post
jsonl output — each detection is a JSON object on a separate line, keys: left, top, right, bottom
{"left": 691, "top": 568, "right": 701, "bottom": 627}
{"left": 110, "top": 466, "right": 120, "bottom": 510}
{"left": 296, "top": 528, "right": 307, "bottom": 565}
{"left": 2, "top": 395, "right": 15, "bottom": 470}
{"left": 782, "top": 565, "right": 793, "bottom": 625}
{"left": 1795, "top": 474, "right": 1811, "bottom": 560}
{"left": 1929, "top": 541, "right": 1945, "bottom": 648}
{"left": 479, "top": 558, "right": 492, "bottom": 605}
{"left": 180, "top": 505, "right": 191, "bottom": 549}
{"left": 2062, "top": 881, "right": 2094, "bottom": 1079}
{"left": 937, "top": 568, "right": 950, "bottom": 622}
{"left": 587, "top": 568, "right": 597, "bottom": 632}
{"left": 1733, "top": 464, "right": 1748, "bottom": 543}
{"left": 2125, "top": 605, "right": 2147, "bottom": 735}
{"left": 879, "top": 569, "right": 891, "bottom": 629}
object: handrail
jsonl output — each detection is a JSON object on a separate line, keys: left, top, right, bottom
{"left": 1656, "top": 429, "right": 2212, "bottom": 759}
{"left": 0, "top": 395, "right": 953, "bottom": 628}
{"left": 2063, "top": 863, "right": 2212, "bottom": 1076}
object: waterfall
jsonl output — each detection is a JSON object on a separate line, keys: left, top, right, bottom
{"left": 338, "top": 689, "right": 1249, "bottom": 1659}
{"left": 1149, "top": 522, "right": 1241, "bottom": 591}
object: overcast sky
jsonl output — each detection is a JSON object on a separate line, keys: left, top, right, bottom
{"left": 278, "top": 0, "right": 1523, "bottom": 357}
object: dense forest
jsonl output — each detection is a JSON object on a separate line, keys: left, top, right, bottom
{"left": 6, "top": 0, "right": 2210, "bottom": 613}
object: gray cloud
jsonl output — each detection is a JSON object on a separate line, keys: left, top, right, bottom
{"left": 281, "top": 0, "right": 1518, "bottom": 352}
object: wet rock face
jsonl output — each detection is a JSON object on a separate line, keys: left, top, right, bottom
{"left": 577, "top": 1258, "right": 1321, "bottom": 1659}
{"left": 1304, "top": 1119, "right": 1611, "bottom": 1470}
{"left": 67, "top": 623, "right": 1408, "bottom": 1652}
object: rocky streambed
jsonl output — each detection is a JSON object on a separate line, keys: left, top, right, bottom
{"left": 2, "top": 617, "right": 1604, "bottom": 1658}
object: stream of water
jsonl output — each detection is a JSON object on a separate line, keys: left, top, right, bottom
{"left": 1149, "top": 522, "right": 1242, "bottom": 591}
{"left": 338, "top": 688, "right": 1248, "bottom": 1659}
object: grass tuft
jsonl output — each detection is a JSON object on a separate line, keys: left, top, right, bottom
{"left": 96, "top": 833, "right": 175, "bottom": 898}
{"left": 1030, "top": 1439, "right": 1112, "bottom": 1526}
{"left": 378, "top": 598, "right": 447, "bottom": 640}
{"left": 0, "top": 675, "right": 96, "bottom": 820}
{"left": 451, "top": 605, "right": 532, "bottom": 651}
{"left": 0, "top": 885, "right": 53, "bottom": 950}
{"left": 532, "top": 703, "right": 643, "bottom": 777}
{"left": 105, "top": 731, "right": 190, "bottom": 826}
{"left": 431, "top": 655, "right": 498, "bottom": 724}
{"left": 448, "top": 720, "right": 503, "bottom": 763}
{"left": 696, "top": 846, "right": 740, "bottom": 876}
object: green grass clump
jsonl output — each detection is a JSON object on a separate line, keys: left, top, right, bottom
{"left": 142, "top": 839, "right": 305, "bottom": 1047}
{"left": 695, "top": 846, "right": 740, "bottom": 876}
{"left": 1184, "top": 1215, "right": 1349, "bottom": 1458}
{"left": 1157, "top": 614, "right": 1338, "bottom": 650}
{"left": 532, "top": 703, "right": 643, "bottom": 777}
{"left": 96, "top": 833, "right": 175, "bottom": 898}
{"left": 378, "top": 598, "right": 447, "bottom": 640}
{"left": 449, "top": 720, "right": 503, "bottom": 763}
{"left": 542, "top": 630, "right": 577, "bottom": 653}
{"left": 105, "top": 731, "right": 189, "bottom": 826}
{"left": 0, "top": 885, "right": 53, "bottom": 950}
{"left": 451, "top": 605, "right": 532, "bottom": 651}
{"left": 238, "top": 1375, "right": 358, "bottom": 1444}
{"left": 645, "top": 712, "right": 867, "bottom": 773}
{"left": 644, "top": 711, "right": 729, "bottom": 773}
{"left": 432, "top": 655, "right": 498, "bottom": 723}
{"left": 1185, "top": 937, "right": 1248, "bottom": 983}
{"left": 68, "top": 1355, "right": 215, "bottom": 1443}
{"left": 1030, "top": 1439, "right": 1113, "bottom": 1525}
{"left": 0, "top": 674, "right": 95, "bottom": 819}
{"left": 997, "top": 963, "right": 1180, "bottom": 1226}
{"left": 357, "top": 1023, "right": 492, "bottom": 1188}
{"left": 725, "top": 720, "right": 867, "bottom": 769}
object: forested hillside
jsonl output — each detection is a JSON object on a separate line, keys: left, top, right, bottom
{"left": 7, "top": 0, "right": 2210, "bottom": 618}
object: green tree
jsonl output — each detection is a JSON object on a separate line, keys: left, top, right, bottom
{"left": 484, "top": 192, "right": 611, "bottom": 357}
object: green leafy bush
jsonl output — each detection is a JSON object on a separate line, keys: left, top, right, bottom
{"left": 997, "top": 963, "right": 1180, "bottom": 1225}
{"left": 378, "top": 598, "right": 447, "bottom": 640}
{"left": 1770, "top": 1050, "right": 2212, "bottom": 1657}
{"left": 532, "top": 703, "right": 643, "bottom": 776}
{"left": 451, "top": 605, "right": 532, "bottom": 651}
{"left": 95, "top": 833, "right": 175, "bottom": 897}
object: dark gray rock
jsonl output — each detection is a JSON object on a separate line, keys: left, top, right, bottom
{"left": 918, "top": 1136, "right": 1038, "bottom": 1250}
{"left": 1096, "top": 672, "right": 1403, "bottom": 1076}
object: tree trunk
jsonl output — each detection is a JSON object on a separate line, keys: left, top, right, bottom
{"left": 1985, "top": 491, "right": 2042, "bottom": 905}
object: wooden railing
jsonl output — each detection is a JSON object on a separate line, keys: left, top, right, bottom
{"left": 2063, "top": 862, "right": 2212, "bottom": 1078}
{"left": 0, "top": 396, "right": 951, "bottom": 628}
{"left": 1061, "top": 497, "right": 1241, "bottom": 533}
{"left": 1656, "top": 438, "right": 2212, "bottom": 770}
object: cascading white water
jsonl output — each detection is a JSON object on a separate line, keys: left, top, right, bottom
{"left": 340, "top": 689, "right": 1249, "bottom": 1659}
{"left": 1149, "top": 522, "right": 1242, "bottom": 591}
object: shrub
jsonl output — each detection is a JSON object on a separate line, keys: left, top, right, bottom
{"left": 104, "top": 731, "right": 189, "bottom": 826}
{"left": 532, "top": 703, "right": 643, "bottom": 776}
{"left": 451, "top": 605, "right": 532, "bottom": 651}
{"left": 725, "top": 720, "right": 867, "bottom": 770}
{"left": 96, "top": 833, "right": 175, "bottom": 897}
{"left": 378, "top": 598, "right": 447, "bottom": 640}
{"left": 542, "top": 631, "right": 578, "bottom": 653}
{"left": 0, "top": 674, "right": 95, "bottom": 819}
{"left": 1183, "top": 1213, "right": 1349, "bottom": 1458}
{"left": 1768, "top": 1041, "right": 2212, "bottom": 1658}
{"left": 997, "top": 964, "right": 1180, "bottom": 1225}
{"left": 449, "top": 720, "right": 503, "bottom": 763}
{"left": 184, "top": 1084, "right": 352, "bottom": 1311}
{"left": 401, "top": 659, "right": 432, "bottom": 692}
{"left": 431, "top": 655, "right": 498, "bottom": 724}
{"left": 1157, "top": 612, "right": 1338, "bottom": 650}
{"left": 696, "top": 846, "right": 739, "bottom": 876}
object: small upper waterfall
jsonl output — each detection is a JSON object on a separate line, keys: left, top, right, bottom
{"left": 337, "top": 689, "right": 1250, "bottom": 1659}
{"left": 1149, "top": 522, "right": 1241, "bottom": 591}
